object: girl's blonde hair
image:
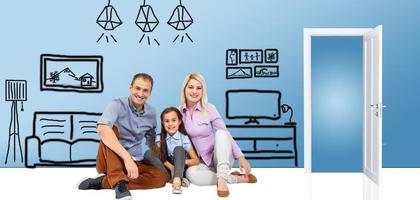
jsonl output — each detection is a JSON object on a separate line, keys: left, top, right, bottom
{"left": 179, "top": 73, "right": 208, "bottom": 114}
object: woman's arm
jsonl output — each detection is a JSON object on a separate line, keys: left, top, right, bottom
{"left": 237, "top": 156, "right": 251, "bottom": 176}
{"left": 185, "top": 145, "right": 200, "bottom": 166}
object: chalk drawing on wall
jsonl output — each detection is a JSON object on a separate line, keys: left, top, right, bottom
{"left": 225, "top": 89, "right": 297, "bottom": 166}
{"left": 225, "top": 48, "right": 280, "bottom": 79}
{"left": 265, "top": 49, "right": 278, "bottom": 63}
{"left": 4, "top": 80, "right": 27, "bottom": 164}
{"left": 168, "top": 0, "right": 194, "bottom": 43}
{"left": 225, "top": 89, "right": 281, "bottom": 125}
{"left": 40, "top": 54, "right": 104, "bottom": 93}
{"left": 226, "top": 124, "right": 298, "bottom": 166}
{"left": 96, "top": 0, "right": 123, "bottom": 43}
{"left": 254, "top": 65, "right": 279, "bottom": 78}
{"left": 239, "top": 49, "right": 263, "bottom": 64}
{"left": 25, "top": 112, "right": 101, "bottom": 168}
{"left": 226, "top": 49, "right": 238, "bottom": 65}
{"left": 280, "top": 104, "right": 296, "bottom": 126}
{"left": 136, "top": 0, "right": 160, "bottom": 45}
{"left": 226, "top": 67, "right": 252, "bottom": 79}
{"left": 225, "top": 89, "right": 296, "bottom": 125}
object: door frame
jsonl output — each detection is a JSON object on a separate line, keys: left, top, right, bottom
{"left": 303, "top": 28, "right": 382, "bottom": 176}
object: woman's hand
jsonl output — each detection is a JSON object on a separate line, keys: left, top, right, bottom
{"left": 238, "top": 156, "right": 251, "bottom": 176}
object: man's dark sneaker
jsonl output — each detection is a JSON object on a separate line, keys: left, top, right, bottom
{"left": 114, "top": 181, "right": 132, "bottom": 200}
{"left": 77, "top": 173, "right": 105, "bottom": 190}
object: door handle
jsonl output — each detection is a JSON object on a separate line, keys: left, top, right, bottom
{"left": 370, "top": 103, "right": 385, "bottom": 118}
{"left": 370, "top": 104, "right": 386, "bottom": 109}
{"left": 379, "top": 102, "right": 385, "bottom": 118}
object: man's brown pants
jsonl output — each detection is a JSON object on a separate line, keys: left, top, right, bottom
{"left": 95, "top": 127, "right": 167, "bottom": 189}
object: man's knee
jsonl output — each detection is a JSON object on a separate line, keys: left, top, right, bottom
{"left": 151, "top": 168, "right": 168, "bottom": 188}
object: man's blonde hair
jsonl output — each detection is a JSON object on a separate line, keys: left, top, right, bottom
{"left": 179, "top": 73, "right": 208, "bottom": 114}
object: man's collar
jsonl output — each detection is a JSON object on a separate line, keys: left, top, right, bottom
{"left": 128, "top": 96, "right": 145, "bottom": 114}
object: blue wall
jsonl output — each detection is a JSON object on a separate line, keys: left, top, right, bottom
{"left": 0, "top": 0, "right": 419, "bottom": 167}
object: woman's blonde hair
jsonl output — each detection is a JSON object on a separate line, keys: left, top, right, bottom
{"left": 180, "top": 73, "right": 208, "bottom": 114}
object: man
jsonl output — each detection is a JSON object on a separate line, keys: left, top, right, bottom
{"left": 77, "top": 73, "right": 167, "bottom": 200}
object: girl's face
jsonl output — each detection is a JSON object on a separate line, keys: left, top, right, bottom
{"left": 163, "top": 111, "right": 181, "bottom": 135}
{"left": 185, "top": 78, "right": 203, "bottom": 106}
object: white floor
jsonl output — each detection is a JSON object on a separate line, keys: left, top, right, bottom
{"left": 0, "top": 168, "right": 419, "bottom": 200}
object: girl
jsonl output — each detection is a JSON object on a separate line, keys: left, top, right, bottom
{"left": 146, "top": 107, "right": 200, "bottom": 194}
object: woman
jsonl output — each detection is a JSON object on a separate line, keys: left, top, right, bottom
{"left": 179, "top": 73, "right": 257, "bottom": 197}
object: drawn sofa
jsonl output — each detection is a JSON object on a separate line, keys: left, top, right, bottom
{"left": 25, "top": 111, "right": 102, "bottom": 168}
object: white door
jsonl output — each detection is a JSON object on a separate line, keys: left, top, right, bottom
{"left": 363, "top": 25, "right": 382, "bottom": 184}
{"left": 304, "top": 27, "right": 383, "bottom": 183}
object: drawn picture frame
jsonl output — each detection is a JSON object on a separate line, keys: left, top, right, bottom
{"left": 40, "top": 54, "right": 104, "bottom": 93}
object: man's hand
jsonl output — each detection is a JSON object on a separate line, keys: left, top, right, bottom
{"left": 124, "top": 158, "right": 138, "bottom": 179}
{"left": 238, "top": 156, "right": 251, "bottom": 176}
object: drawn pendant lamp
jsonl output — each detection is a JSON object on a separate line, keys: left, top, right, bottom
{"left": 135, "top": 0, "right": 160, "bottom": 45}
{"left": 168, "top": 0, "right": 194, "bottom": 43}
{"left": 96, "top": 0, "right": 123, "bottom": 43}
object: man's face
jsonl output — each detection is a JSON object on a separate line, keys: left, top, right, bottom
{"left": 130, "top": 78, "right": 152, "bottom": 110}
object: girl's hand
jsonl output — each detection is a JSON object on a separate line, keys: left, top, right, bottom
{"left": 170, "top": 168, "right": 175, "bottom": 178}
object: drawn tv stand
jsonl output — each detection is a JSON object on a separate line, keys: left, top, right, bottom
{"left": 227, "top": 124, "right": 297, "bottom": 167}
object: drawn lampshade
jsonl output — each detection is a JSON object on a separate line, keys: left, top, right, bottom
{"left": 167, "top": 4, "right": 193, "bottom": 31}
{"left": 96, "top": 0, "right": 123, "bottom": 43}
{"left": 5, "top": 80, "right": 27, "bottom": 102}
{"left": 135, "top": 1, "right": 161, "bottom": 46}
{"left": 135, "top": 5, "right": 159, "bottom": 33}
{"left": 167, "top": 0, "right": 194, "bottom": 43}
{"left": 96, "top": 5, "right": 123, "bottom": 31}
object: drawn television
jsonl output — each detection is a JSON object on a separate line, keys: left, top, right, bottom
{"left": 225, "top": 89, "right": 281, "bottom": 124}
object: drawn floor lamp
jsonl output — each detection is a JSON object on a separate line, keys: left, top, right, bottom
{"left": 96, "top": 0, "right": 123, "bottom": 43}
{"left": 4, "top": 80, "right": 27, "bottom": 164}
{"left": 135, "top": 0, "right": 160, "bottom": 45}
{"left": 168, "top": 0, "right": 194, "bottom": 43}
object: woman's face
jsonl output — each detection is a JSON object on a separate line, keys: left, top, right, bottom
{"left": 163, "top": 111, "right": 181, "bottom": 135}
{"left": 185, "top": 78, "right": 203, "bottom": 105}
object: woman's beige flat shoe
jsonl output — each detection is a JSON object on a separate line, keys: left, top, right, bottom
{"left": 230, "top": 171, "right": 257, "bottom": 183}
{"left": 217, "top": 184, "right": 229, "bottom": 197}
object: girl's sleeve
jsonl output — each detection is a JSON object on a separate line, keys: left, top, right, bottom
{"left": 183, "top": 135, "right": 192, "bottom": 152}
